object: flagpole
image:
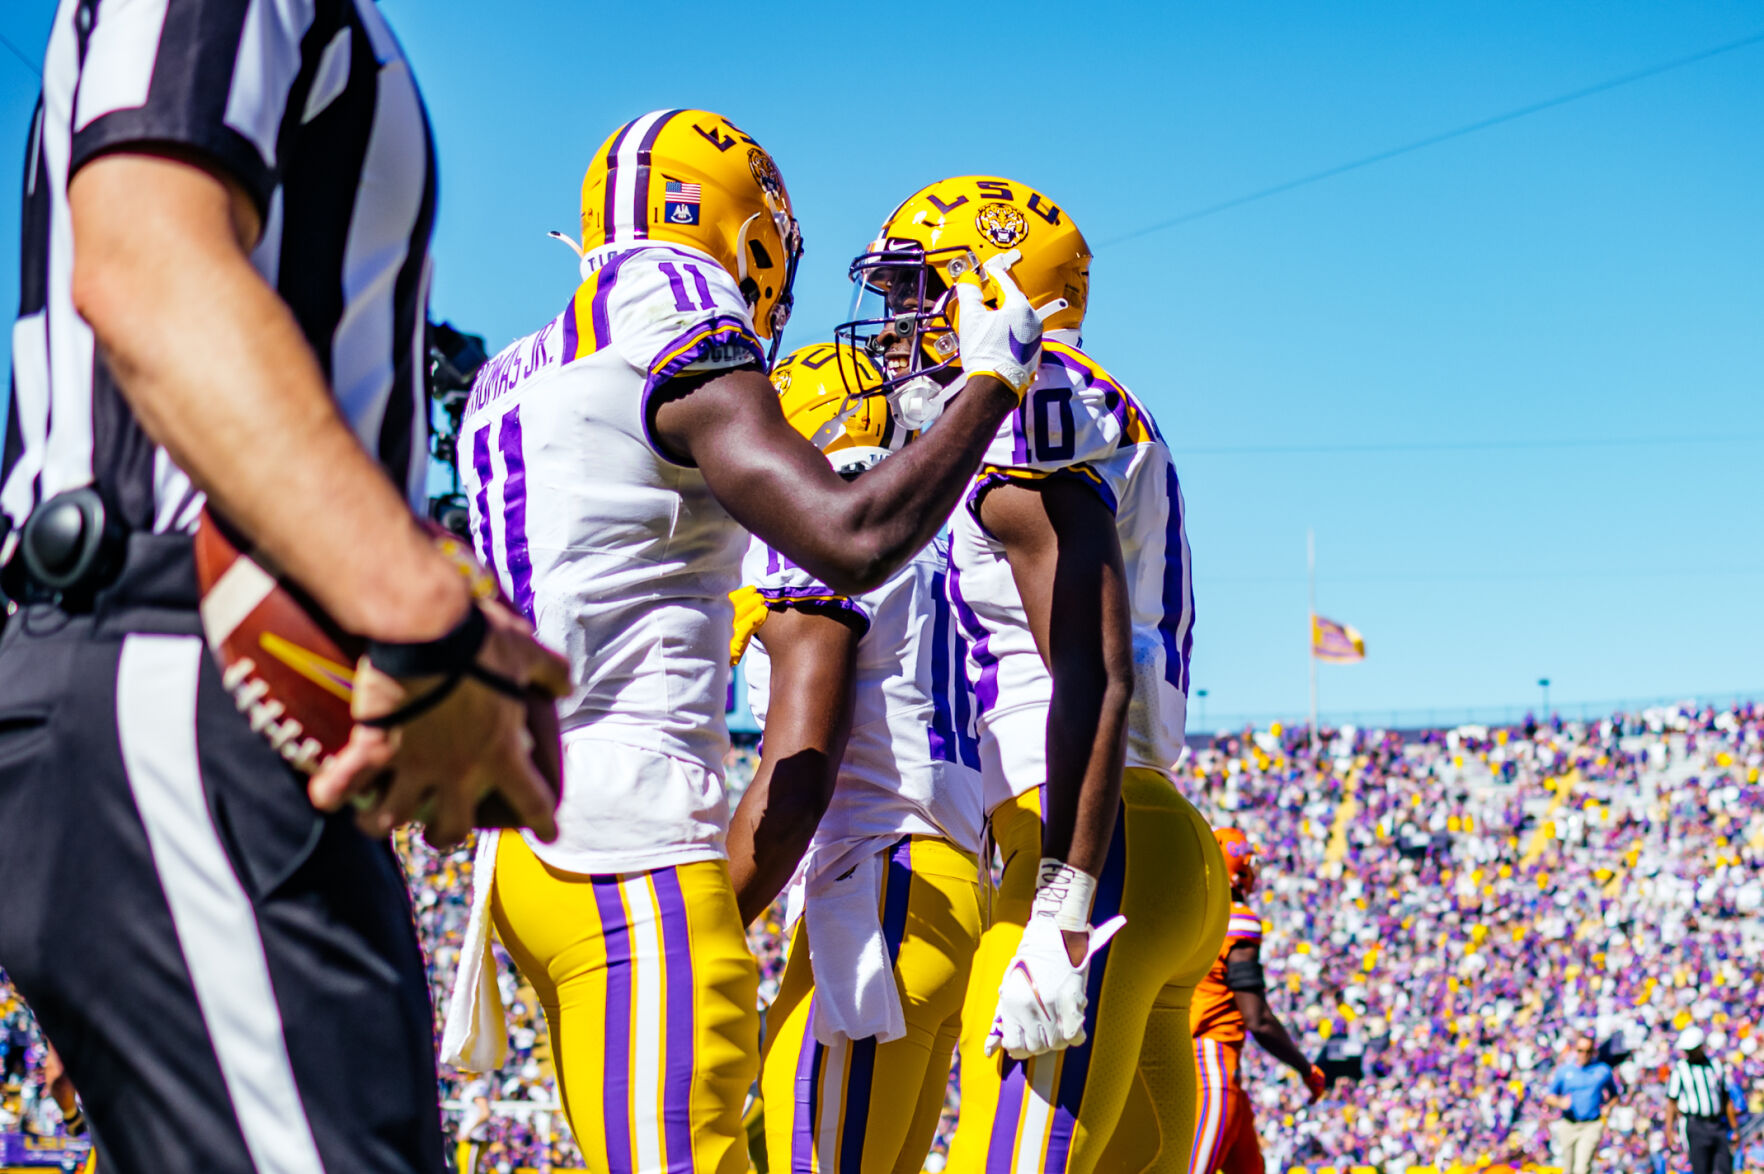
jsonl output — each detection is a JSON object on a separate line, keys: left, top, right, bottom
{"left": 1308, "top": 528, "right": 1318, "bottom": 752}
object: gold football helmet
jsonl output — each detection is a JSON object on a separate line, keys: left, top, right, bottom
{"left": 580, "top": 109, "right": 803, "bottom": 359}
{"left": 837, "top": 176, "right": 1088, "bottom": 398}
{"left": 770, "top": 342, "right": 904, "bottom": 459}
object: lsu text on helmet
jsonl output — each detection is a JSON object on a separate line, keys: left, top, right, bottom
{"left": 837, "top": 176, "right": 1089, "bottom": 400}
{"left": 770, "top": 342, "right": 907, "bottom": 457}
{"left": 1214, "top": 827, "right": 1258, "bottom": 895}
{"left": 580, "top": 109, "right": 803, "bottom": 361}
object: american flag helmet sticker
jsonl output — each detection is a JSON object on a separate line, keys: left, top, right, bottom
{"left": 664, "top": 180, "right": 702, "bottom": 225}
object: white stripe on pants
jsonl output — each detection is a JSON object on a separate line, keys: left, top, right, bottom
{"left": 116, "top": 635, "right": 326, "bottom": 1174}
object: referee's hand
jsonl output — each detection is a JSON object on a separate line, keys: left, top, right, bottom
{"left": 309, "top": 599, "right": 570, "bottom": 847}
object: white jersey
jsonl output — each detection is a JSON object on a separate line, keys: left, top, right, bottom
{"left": 742, "top": 532, "right": 985, "bottom": 860}
{"left": 459, "top": 242, "right": 764, "bottom": 873}
{"left": 949, "top": 338, "right": 1194, "bottom": 813}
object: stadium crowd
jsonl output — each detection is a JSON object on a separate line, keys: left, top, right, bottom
{"left": 1195, "top": 702, "right": 1764, "bottom": 1172}
{"left": 3, "top": 709, "right": 1761, "bottom": 1172}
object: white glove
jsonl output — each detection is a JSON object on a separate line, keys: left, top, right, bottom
{"left": 985, "top": 859, "right": 1126, "bottom": 1060}
{"left": 952, "top": 251, "right": 1058, "bottom": 398}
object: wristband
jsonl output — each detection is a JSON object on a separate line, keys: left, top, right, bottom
{"left": 367, "top": 604, "right": 488, "bottom": 678}
{"left": 359, "top": 606, "right": 525, "bottom": 730}
{"left": 1031, "top": 858, "right": 1099, "bottom": 932}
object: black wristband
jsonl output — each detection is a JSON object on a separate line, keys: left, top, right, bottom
{"left": 366, "top": 604, "right": 488, "bottom": 678}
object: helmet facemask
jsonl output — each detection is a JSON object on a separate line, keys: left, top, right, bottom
{"left": 836, "top": 241, "right": 979, "bottom": 430}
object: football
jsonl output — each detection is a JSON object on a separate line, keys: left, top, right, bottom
{"left": 192, "top": 509, "right": 562, "bottom": 827}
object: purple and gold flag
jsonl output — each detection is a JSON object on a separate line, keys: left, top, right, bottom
{"left": 1312, "top": 614, "right": 1365, "bottom": 663}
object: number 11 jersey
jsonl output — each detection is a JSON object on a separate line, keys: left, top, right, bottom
{"left": 458, "top": 242, "right": 764, "bottom": 873}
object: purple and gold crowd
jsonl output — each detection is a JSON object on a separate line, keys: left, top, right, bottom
{"left": 1193, "top": 703, "right": 1764, "bottom": 1171}
{"left": 4, "top": 711, "right": 1761, "bottom": 1172}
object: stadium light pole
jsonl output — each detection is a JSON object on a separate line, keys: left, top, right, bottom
{"left": 1539, "top": 677, "right": 1551, "bottom": 719}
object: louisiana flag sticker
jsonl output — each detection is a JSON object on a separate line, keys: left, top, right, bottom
{"left": 664, "top": 180, "right": 701, "bottom": 226}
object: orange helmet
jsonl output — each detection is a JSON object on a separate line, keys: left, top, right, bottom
{"left": 1214, "top": 827, "right": 1257, "bottom": 894}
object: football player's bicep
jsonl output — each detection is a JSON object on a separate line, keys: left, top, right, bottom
{"left": 656, "top": 367, "right": 861, "bottom": 572}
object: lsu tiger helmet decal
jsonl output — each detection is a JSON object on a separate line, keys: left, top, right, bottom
{"left": 836, "top": 176, "right": 1088, "bottom": 412}
{"left": 1213, "top": 827, "right": 1258, "bottom": 895}
{"left": 770, "top": 342, "right": 905, "bottom": 458}
{"left": 580, "top": 109, "right": 804, "bottom": 361}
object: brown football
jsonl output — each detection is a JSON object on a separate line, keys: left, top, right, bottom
{"left": 192, "top": 509, "right": 562, "bottom": 828}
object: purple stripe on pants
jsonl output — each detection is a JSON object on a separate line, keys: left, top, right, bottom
{"left": 833, "top": 839, "right": 917, "bottom": 1171}
{"left": 793, "top": 1000, "right": 823, "bottom": 1173}
{"left": 987, "top": 1058, "right": 1030, "bottom": 1174}
{"left": 495, "top": 407, "right": 535, "bottom": 621}
{"left": 592, "top": 877, "right": 635, "bottom": 1174}
{"left": 1041, "top": 802, "right": 1128, "bottom": 1174}
{"left": 652, "top": 869, "right": 696, "bottom": 1174}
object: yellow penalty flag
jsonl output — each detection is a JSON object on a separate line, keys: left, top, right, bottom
{"left": 1312, "top": 614, "right": 1366, "bottom": 663}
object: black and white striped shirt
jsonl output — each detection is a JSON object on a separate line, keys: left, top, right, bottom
{"left": 2, "top": 0, "right": 435, "bottom": 567}
{"left": 1669, "top": 1057, "right": 1729, "bottom": 1119}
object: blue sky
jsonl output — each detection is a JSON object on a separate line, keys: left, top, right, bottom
{"left": 3, "top": 1, "right": 1761, "bottom": 728}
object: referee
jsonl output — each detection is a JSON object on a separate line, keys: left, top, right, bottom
{"left": 1666, "top": 1026, "right": 1739, "bottom": 1174}
{"left": 0, "top": 3, "right": 565, "bottom": 1172}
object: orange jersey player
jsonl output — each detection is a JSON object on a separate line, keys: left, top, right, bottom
{"left": 1186, "top": 829, "right": 1325, "bottom": 1174}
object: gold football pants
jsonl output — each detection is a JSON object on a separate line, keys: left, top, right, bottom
{"left": 491, "top": 833, "right": 760, "bottom": 1174}
{"left": 760, "top": 835, "right": 982, "bottom": 1173}
{"left": 947, "top": 769, "right": 1229, "bottom": 1174}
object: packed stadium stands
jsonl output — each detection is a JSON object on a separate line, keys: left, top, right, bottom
{"left": 2, "top": 708, "right": 1759, "bottom": 1171}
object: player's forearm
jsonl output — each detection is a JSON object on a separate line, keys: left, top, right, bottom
{"left": 1036, "top": 503, "right": 1134, "bottom": 877}
{"left": 726, "top": 612, "right": 858, "bottom": 923}
{"left": 814, "top": 376, "right": 1020, "bottom": 590}
{"left": 728, "top": 747, "right": 836, "bottom": 925}
{"left": 1041, "top": 670, "right": 1131, "bottom": 876}
{"left": 1250, "top": 1016, "right": 1313, "bottom": 1077}
{"left": 69, "top": 153, "right": 466, "bottom": 642}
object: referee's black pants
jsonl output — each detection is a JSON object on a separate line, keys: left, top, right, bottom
{"left": 0, "top": 535, "right": 444, "bottom": 1173}
{"left": 1686, "top": 1116, "right": 1733, "bottom": 1174}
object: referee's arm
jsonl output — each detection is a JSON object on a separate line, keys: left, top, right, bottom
{"left": 69, "top": 154, "right": 462, "bottom": 642}
{"left": 68, "top": 153, "right": 566, "bottom": 843}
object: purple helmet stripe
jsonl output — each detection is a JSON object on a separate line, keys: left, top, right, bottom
{"left": 632, "top": 109, "right": 684, "bottom": 240}
{"left": 603, "top": 118, "right": 636, "bottom": 244}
